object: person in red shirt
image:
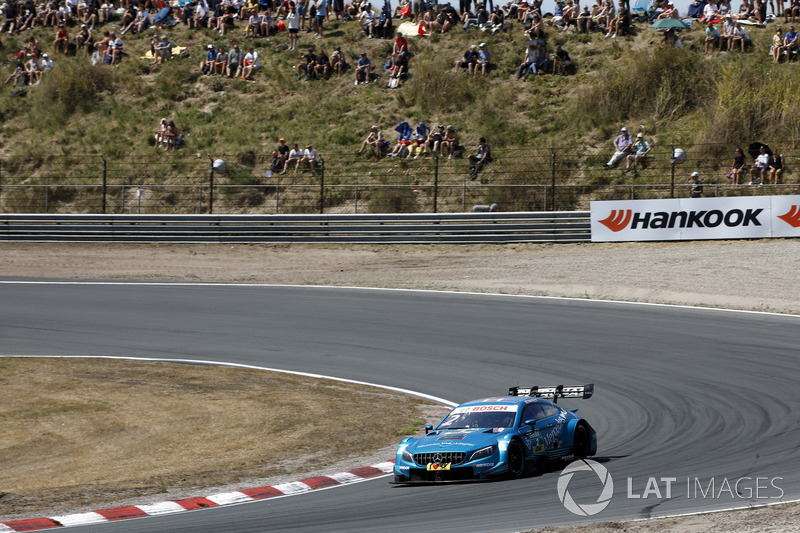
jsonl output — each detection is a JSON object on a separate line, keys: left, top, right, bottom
{"left": 54, "top": 24, "right": 68, "bottom": 54}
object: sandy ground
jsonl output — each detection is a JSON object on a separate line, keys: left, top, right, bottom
{"left": 1, "top": 240, "right": 798, "bottom": 531}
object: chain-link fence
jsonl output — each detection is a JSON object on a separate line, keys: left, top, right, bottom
{"left": 1, "top": 145, "right": 798, "bottom": 214}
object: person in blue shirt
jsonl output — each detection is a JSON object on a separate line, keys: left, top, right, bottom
{"left": 201, "top": 44, "right": 217, "bottom": 74}
{"left": 355, "top": 50, "right": 371, "bottom": 84}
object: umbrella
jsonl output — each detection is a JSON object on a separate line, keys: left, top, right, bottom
{"left": 748, "top": 142, "right": 772, "bottom": 159}
{"left": 649, "top": 18, "right": 690, "bottom": 30}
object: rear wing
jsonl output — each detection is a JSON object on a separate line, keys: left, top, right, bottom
{"left": 508, "top": 384, "right": 594, "bottom": 403}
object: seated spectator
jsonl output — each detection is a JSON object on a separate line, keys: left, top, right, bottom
{"left": 394, "top": 0, "right": 410, "bottom": 18}
{"left": 359, "top": 3, "right": 377, "bottom": 37}
{"left": 119, "top": 6, "right": 136, "bottom": 34}
{"left": 475, "top": 42, "right": 492, "bottom": 76}
{"left": 297, "top": 46, "right": 316, "bottom": 81}
{"left": 440, "top": 4, "right": 459, "bottom": 32}
{"left": 516, "top": 43, "right": 537, "bottom": 80}
{"left": 734, "top": 0, "right": 754, "bottom": 19}
{"left": 721, "top": 14, "right": 735, "bottom": 49}
{"left": 468, "top": 137, "right": 492, "bottom": 180}
{"left": 705, "top": 22, "right": 721, "bottom": 54}
{"left": 281, "top": 142, "right": 303, "bottom": 174}
{"left": 355, "top": 50, "right": 371, "bottom": 84}
{"left": 41, "top": 52, "right": 54, "bottom": 71}
{"left": 749, "top": 145, "right": 771, "bottom": 184}
{"left": 330, "top": 46, "right": 347, "bottom": 76}
{"left": 201, "top": 44, "right": 217, "bottom": 74}
{"left": 227, "top": 43, "right": 244, "bottom": 78}
{"left": 552, "top": 44, "right": 571, "bottom": 75}
{"left": 135, "top": 8, "right": 153, "bottom": 33}
{"left": 701, "top": 0, "right": 719, "bottom": 22}
{"left": 356, "top": 125, "right": 385, "bottom": 159}
{"left": 314, "top": 48, "right": 330, "bottom": 79}
{"left": 387, "top": 50, "right": 408, "bottom": 88}
{"left": 377, "top": 3, "right": 393, "bottom": 38}
{"left": 421, "top": 6, "right": 440, "bottom": 33}
{"left": 53, "top": 24, "right": 68, "bottom": 54}
{"left": 408, "top": 122, "right": 429, "bottom": 158}
{"left": 730, "top": 147, "right": 745, "bottom": 185}
{"left": 657, "top": 1, "right": 679, "bottom": 18}
{"left": 626, "top": 132, "right": 651, "bottom": 170}
{"left": 768, "top": 147, "right": 783, "bottom": 184}
{"left": 442, "top": 125, "right": 459, "bottom": 159}
{"left": 241, "top": 47, "right": 260, "bottom": 80}
{"left": 162, "top": 120, "right": 179, "bottom": 151}
{"left": 106, "top": 32, "right": 124, "bottom": 64}
{"left": 214, "top": 47, "right": 228, "bottom": 74}
{"left": 273, "top": 138, "right": 290, "bottom": 171}
{"left": 661, "top": 28, "right": 684, "bottom": 47}
{"left": 152, "top": 35, "right": 173, "bottom": 65}
{"left": 730, "top": 21, "right": 749, "bottom": 50}
{"left": 772, "top": 26, "right": 785, "bottom": 60}
{"left": 154, "top": 118, "right": 168, "bottom": 147}
{"left": 577, "top": 5, "right": 593, "bottom": 32}
{"left": 300, "top": 144, "right": 320, "bottom": 172}
{"left": 603, "top": 127, "right": 633, "bottom": 169}
{"left": 454, "top": 44, "right": 478, "bottom": 74}
{"left": 783, "top": 25, "right": 799, "bottom": 56}
{"left": 785, "top": 0, "right": 800, "bottom": 22}
{"left": 75, "top": 25, "right": 92, "bottom": 52}
{"left": 388, "top": 120, "right": 413, "bottom": 157}
{"left": 428, "top": 124, "right": 444, "bottom": 154}
{"left": 606, "top": 0, "right": 629, "bottom": 38}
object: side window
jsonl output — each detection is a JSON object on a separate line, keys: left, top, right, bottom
{"left": 541, "top": 403, "right": 560, "bottom": 418}
{"left": 522, "top": 403, "right": 545, "bottom": 423}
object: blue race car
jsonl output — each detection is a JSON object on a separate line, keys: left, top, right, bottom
{"left": 393, "top": 384, "right": 597, "bottom": 483}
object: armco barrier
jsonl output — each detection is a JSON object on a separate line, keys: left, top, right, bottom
{"left": 0, "top": 212, "right": 591, "bottom": 244}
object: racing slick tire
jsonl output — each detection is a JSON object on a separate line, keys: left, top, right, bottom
{"left": 507, "top": 440, "right": 525, "bottom": 478}
{"left": 572, "top": 424, "right": 590, "bottom": 459}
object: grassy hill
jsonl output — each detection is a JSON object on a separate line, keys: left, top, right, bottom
{"left": 1, "top": 12, "right": 799, "bottom": 213}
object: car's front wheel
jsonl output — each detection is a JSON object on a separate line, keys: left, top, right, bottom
{"left": 507, "top": 440, "right": 525, "bottom": 478}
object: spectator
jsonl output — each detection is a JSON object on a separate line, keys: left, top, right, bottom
{"left": 359, "top": 3, "right": 377, "bottom": 37}
{"left": 729, "top": 147, "right": 745, "bottom": 185}
{"left": 394, "top": 30, "right": 409, "bottom": 56}
{"left": 285, "top": 5, "right": 299, "bottom": 50}
{"left": 41, "top": 52, "right": 54, "bottom": 71}
{"left": 154, "top": 117, "right": 168, "bottom": 147}
{"left": 387, "top": 50, "right": 408, "bottom": 88}
{"left": 152, "top": 34, "right": 173, "bottom": 65}
{"left": 785, "top": 0, "right": 800, "bottom": 22}
{"left": 730, "top": 21, "right": 749, "bottom": 51}
{"left": 314, "top": 48, "right": 330, "bottom": 79}
{"left": 552, "top": 44, "right": 571, "bottom": 75}
{"left": 701, "top": 0, "right": 719, "bottom": 21}
{"left": 408, "top": 121, "right": 429, "bottom": 158}
{"left": 705, "top": 22, "right": 721, "bottom": 54}
{"left": 768, "top": 147, "right": 783, "bottom": 184}
{"left": 721, "top": 14, "right": 736, "bottom": 49}
{"left": 214, "top": 47, "right": 228, "bottom": 75}
{"left": 468, "top": 137, "right": 491, "bottom": 180}
{"left": 661, "top": 28, "right": 684, "bottom": 47}
{"left": 475, "top": 42, "right": 491, "bottom": 76}
{"left": 53, "top": 23, "right": 68, "bottom": 54}
{"left": 355, "top": 50, "right": 371, "bottom": 84}
{"left": 690, "top": 171, "right": 703, "bottom": 197}
{"left": 25, "top": 53, "right": 41, "bottom": 85}
{"left": 428, "top": 124, "right": 444, "bottom": 155}
{"left": 330, "top": 46, "right": 346, "bottom": 76}
{"left": 454, "top": 44, "right": 478, "bottom": 74}
{"left": 227, "top": 43, "right": 244, "bottom": 78}
{"left": 442, "top": 125, "right": 459, "bottom": 159}
{"left": 314, "top": 0, "right": 326, "bottom": 39}
{"left": 772, "top": 26, "right": 785, "bottom": 61}
{"left": 388, "top": 120, "right": 413, "bottom": 157}
{"left": 577, "top": 4, "right": 593, "bottom": 32}
{"left": 75, "top": 25, "right": 92, "bottom": 52}
{"left": 605, "top": 0, "right": 629, "bottom": 38}
{"left": 201, "top": 44, "right": 217, "bottom": 74}
{"left": 135, "top": 8, "right": 153, "bottom": 33}
{"left": 162, "top": 121, "right": 179, "bottom": 151}
{"left": 626, "top": 132, "right": 651, "bottom": 170}
{"left": 300, "top": 144, "right": 320, "bottom": 172}
{"left": 273, "top": 138, "right": 290, "bottom": 171}
{"left": 750, "top": 145, "right": 770, "bottom": 184}
{"left": 377, "top": 3, "right": 392, "bottom": 38}
{"left": 516, "top": 43, "right": 537, "bottom": 80}
{"left": 297, "top": 46, "right": 316, "bottom": 81}
{"left": 356, "top": 125, "right": 385, "bottom": 159}
{"left": 783, "top": 25, "right": 799, "bottom": 57}
{"left": 281, "top": 142, "right": 303, "bottom": 174}
{"left": 241, "top": 46, "right": 260, "bottom": 80}
{"left": 604, "top": 127, "right": 633, "bottom": 169}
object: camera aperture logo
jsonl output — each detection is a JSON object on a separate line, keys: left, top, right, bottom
{"left": 557, "top": 459, "right": 614, "bottom": 516}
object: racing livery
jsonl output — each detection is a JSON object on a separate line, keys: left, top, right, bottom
{"left": 393, "top": 384, "right": 597, "bottom": 483}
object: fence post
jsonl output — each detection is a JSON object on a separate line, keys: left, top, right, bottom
{"left": 550, "top": 147, "right": 556, "bottom": 211}
{"left": 45, "top": 174, "right": 49, "bottom": 213}
{"left": 319, "top": 169, "right": 324, "bottom": 214}
{"left": 275, "top": 174, "right": 280, "bottom": 214}
{"left": 433, "top": 152, "right": 439, "bottom": 213}
{"left": 670, "top": 143, "right": 676, "bottom": 199}
{"left": 101, "top": 156, "right": 107, "bottom": 214}
{"left": 207, "top": 155, "right": 214, "bottom": 214}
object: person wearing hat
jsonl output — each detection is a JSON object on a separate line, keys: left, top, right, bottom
{"left": 475, "top": 42, "right": 491, "bottom": 76}
{"left": 442, "top": 125, "right": 459, "bottom": 159}
{"left": 356, "top": 125, "right": 385, "bottom": 159}
{"left": 300, "top": 144, "right": 321, "bottom": 173}
{"left": 454, "top": 44, "right": 478, "bottom": 74}
{"left": 41, "top": 53, "right": 54, "bottom": 71}
{"left": 626, "top": 132, "right": 652, "bottom": 171}
{"left": 297, "top": 46, "right": 317, "bottom": 81}
{"left": 53, "top": 23, "right": 69, "bottom": 55}
{"left": 273, "top": 138, "right": 290, "bottom": 171}
{"left": 690, "top": 172, "right": 703, "bottom": 198}
{"left": 355, "top": 50, "right": 371, "bottom": 84}
{"left": 201, "top": 44, "right": 217, "bottom": 74}
{"left": 330, "top": 46, "right": 347, "bottom": 77}
{"left": 75, "top": 24, "right": 93, "bottom": 52}
{"left": 604, "top": 127, "right": 633, "bottom": 169}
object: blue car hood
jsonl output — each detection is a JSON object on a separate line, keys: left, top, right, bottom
{"left": 405, "top": 429, "right": 503, "bottom": 452}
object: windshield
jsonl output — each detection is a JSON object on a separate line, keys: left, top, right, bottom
{"left": 437, "top": 406, "right": 517, "bottom": 430}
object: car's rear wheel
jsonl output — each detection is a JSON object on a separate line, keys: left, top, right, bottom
{"left": 573, "top": 425, "right": 589, "bottom": 459}
{"left": 507, "top": 440, "right": 525, "bottom": 478}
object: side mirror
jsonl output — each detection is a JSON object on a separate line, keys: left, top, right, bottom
{"left": 424, "top": 424, "right": 433, "bottom": 434}
{"left": 524, "top": 419, "right": 537, "bottom": 427}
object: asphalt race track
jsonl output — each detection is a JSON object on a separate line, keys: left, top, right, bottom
{"left": 2, "top": 281, "right": 800, "bottom": 532}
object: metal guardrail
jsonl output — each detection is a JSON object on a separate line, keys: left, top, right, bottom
{"left": 0, "top": 212, "right": 591, "bottom": 244}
